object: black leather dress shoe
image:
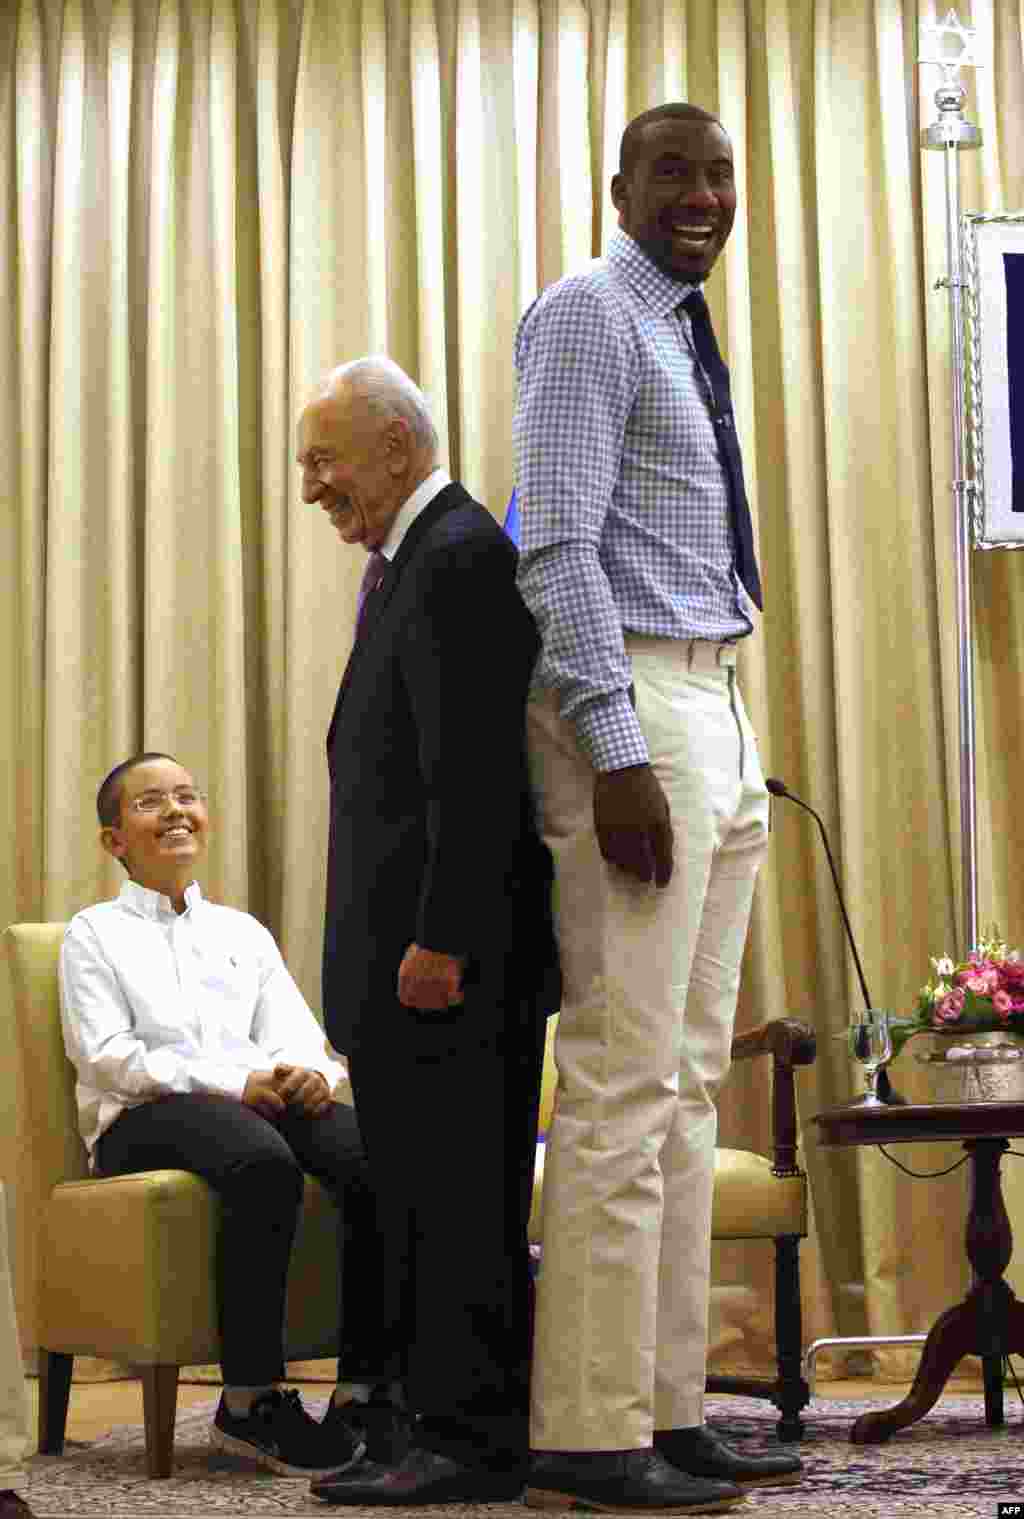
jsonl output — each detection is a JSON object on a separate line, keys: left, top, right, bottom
{"left": 0, "top": 1494, "right": 34, "bottom": 1518}
{"left": 525, "top": 1449, "right": 743, "bottom": 1512}
{"left": 310, "top": 1445, "right": 525, "bottom": 1505}
{"left": 322, "top": 1394, "right": 411, "bottom": 1464}
{"left": 655, "top": 1427, "right": 802, "bottom": 1489}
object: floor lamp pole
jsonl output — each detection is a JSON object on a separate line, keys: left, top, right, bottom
{"left": 920, "top": 16, "right": 982, "bottom": 958}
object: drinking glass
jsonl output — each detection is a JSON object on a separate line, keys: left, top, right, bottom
{"left": 847, "top": 1009, "right": 893, "bottom": 1106}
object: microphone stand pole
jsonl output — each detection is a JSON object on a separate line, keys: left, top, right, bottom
{"left": 919, "top": 19, "right": 982, "bottom": 957}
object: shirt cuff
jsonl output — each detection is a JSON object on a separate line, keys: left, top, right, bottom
{"left": 571, "top": 690, "right": 650, "bottom": 773}
{"left": 318, "top": 1056, "right": 349, "bottom": 1096}
{"left": 211, "top": 1067, "right": 250, "bottom": 1101}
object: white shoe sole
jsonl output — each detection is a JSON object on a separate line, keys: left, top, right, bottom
{"left": 210, "top": 1422, "right": 366, "bottom": 1479}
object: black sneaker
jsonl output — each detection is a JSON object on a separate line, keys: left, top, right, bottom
{"left": 323, "top": 1393, "right": 412, "bottom": 1465}
{"left": 211, "top": 1388, "right": 366, "bottom": 1478}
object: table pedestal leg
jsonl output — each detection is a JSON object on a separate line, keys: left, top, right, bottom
{"left": 851, "top": 1137, "right": 1024, "bottom": 1444}
{"left": 983, "top": 1352, "right": 1004, "bottom": 1426}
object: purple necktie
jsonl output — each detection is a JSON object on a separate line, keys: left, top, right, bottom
{"left": 355, "top": 550, "right": 388, "bottom": 637}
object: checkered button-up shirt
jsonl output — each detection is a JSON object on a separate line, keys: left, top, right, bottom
{"left": 514, "top": 230, "right": 755, "bottom": 773}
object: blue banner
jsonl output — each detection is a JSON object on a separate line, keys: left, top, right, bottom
{"left": 503, "top": 487, "right": 520, "bottom": 544}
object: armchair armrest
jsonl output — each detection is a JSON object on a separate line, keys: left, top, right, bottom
{"left": 730, "top": 1019, "right": 816, "bottom": 1178}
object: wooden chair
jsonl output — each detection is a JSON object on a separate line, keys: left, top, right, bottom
{"left": 528, "top": 1015, "right": 816, "bottom": 1439}
{"left": 5, "top": 922, "right": 345, "bottom": 1477}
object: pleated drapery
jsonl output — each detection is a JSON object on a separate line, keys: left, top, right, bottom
{"left": 3, "top": 0, "right": 1024, "bottom": 1387}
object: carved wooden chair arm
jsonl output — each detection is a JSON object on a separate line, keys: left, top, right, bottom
{"left": 729, "top": 1018, "right": 816, "bottom": 1177}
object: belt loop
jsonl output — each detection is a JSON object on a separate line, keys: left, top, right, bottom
{"left": 687, "top": 638, "right": 695, "bottom": 672}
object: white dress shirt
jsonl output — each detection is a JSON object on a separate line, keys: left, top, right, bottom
{"left": 59, "top": 880, "right": 348, "bottom": 1168}
{"left": 378, "top": 466, "right": 452, "bottom": 560}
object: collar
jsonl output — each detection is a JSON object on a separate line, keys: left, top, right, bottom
{"left": 118, "top": 878, "right": 203, "bottom": 921}
{"left": 379, "top": 468, "right": 452, "bottom": 560}
{"left": 607, "top": 229, "right": 700, "bottom": 319}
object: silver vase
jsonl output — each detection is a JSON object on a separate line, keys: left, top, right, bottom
{"left": 914, "top": 1031, "right": 1024, "bottom": 1102}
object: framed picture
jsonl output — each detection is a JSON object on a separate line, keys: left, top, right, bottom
{"left": 962, "top": 212, "right": 1024, "bottom": 549}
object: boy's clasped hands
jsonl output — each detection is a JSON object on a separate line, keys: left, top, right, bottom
{"left": 242, "top": 1065, "right": 334, "bottom": 1122}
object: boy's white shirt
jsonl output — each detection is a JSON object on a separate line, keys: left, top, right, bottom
{"left": 60, "top": 879, "right": 349, "bottom": 1169}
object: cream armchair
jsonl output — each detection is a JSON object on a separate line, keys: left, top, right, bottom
{"left": 528, "top": 1014, "right": 816, "bottom": 1440}
{"left": 5, "top": 922, "right": 344, "bottom": 1477}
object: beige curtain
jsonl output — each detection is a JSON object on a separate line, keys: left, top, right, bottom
{"left": 3, "top": 0, "right": 1024, "bottom": 1387}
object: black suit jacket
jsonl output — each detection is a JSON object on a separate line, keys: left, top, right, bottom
{"left": 323, "top": 481, "right": 560, "bottom": 1055}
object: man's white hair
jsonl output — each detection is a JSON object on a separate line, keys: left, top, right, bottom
{"left": 323, "top": 355, "right": 439, "bottom": 455}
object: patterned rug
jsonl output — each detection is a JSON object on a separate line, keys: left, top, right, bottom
{"left": 20, "top": 1392, "right": 1024, "bottom": 1517}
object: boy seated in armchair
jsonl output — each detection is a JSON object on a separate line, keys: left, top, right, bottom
{"left": 59, "top": 753, "right": 406, "bottom": 1479}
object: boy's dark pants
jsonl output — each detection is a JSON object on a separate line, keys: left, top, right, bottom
{"left": 97, "top": 1094, "right": 394, "bottom": 1386}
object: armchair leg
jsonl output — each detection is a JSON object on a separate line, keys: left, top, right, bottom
{"left": 774, "top": 1235, "right": 809, "bottom": 1440}
{"left": 38, "top": 1350, "right": 74, "bottom": 1455}
{"left": 140, "top": 1364, "right": 180, "bottom": 1478}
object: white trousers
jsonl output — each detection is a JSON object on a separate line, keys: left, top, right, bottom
{"left": 0, "top": 1185, "right": 29, "bottom": 1492}
{"left": 527, "top": 636, "right": 770, "bottom": 1451}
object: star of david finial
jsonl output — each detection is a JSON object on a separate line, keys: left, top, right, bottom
{"left": 919, "top": 8, "right": 982, "bottom": 81}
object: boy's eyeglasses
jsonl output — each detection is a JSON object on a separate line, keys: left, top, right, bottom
{"left": 128, "top": 788, "right": 207, "bottom": 814}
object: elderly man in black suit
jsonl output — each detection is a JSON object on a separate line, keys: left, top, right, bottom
{"left": 296, "top": 356, "right": 559, "bottom": 1507}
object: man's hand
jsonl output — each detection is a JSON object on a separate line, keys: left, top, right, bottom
{"left": 593, "top": 763, "right": 674, "bottom": 887}
{"left": 397, "top": 943, "right": 465, "bottom": 1012}
{"left": 242, "top": 1069, "right": 287, "bottom": 1122}
{"left": 271, "top": 1065, "right": 334, "bottom": 1118}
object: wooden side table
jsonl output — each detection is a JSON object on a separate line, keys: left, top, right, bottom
{"left": 813, "top": 1100, "right": 1024, "bottom": 1443}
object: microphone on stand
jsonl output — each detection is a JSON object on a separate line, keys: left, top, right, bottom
{"left": 766, "top": 776, "right": 904, "bottom": 1103}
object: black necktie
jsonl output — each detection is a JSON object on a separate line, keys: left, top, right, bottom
{"left": 681, "top": 289, "right": 763, "bottom": 610}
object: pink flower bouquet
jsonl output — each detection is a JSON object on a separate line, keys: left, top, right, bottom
{"left": 892, "top": 929, "right": 1024, "bottom": 1055}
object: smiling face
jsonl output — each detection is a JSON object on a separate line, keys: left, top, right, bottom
{"left": 296, "top": 393, "right": 410, "bottom": 553}
{"left": 611, "top": 116, "right": 736, "bottom": 283}
{"left": 101, "top": 758, "right": 208, "bottom": 892}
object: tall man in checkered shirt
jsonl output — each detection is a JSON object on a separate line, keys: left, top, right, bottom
{"left": 515, "top": 103, "right": 803, "bottom": 1513}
